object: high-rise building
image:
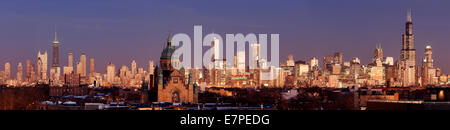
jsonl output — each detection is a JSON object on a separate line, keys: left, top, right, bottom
{"left": 233, "top": 55, "right": 238, "bottom": 68}
{"left": 294, "top": 61, "right": 309, "bottom": 78}
{"left": 398, "top": 9, "right": 417, "bottom": 87}
{"left": 212, "top": 37, "right": 225, "bottom": 69}
{"left": 237, "top": 51, "right": 246, "bottom": 71}
{"left": 68, "top": 53, "right": 73, "bottom": 67}
{"left": 37, "top": 59, "right": 42, "bottom": 80}
{"left": 250, "top": 43, "right": 260, "bottom": 61}
{"left": 64, "top": 53, "right": 74, "bottom": 75}
{"left": 26, "top": 60, "right": 31, "bottom": 82}
{"left": 148, "top": 60, "right": 154, "bottom": 75}
{"left": 30, "top": 64, "right": 36, "bottom": 82}
{"left": 309, "top": 57, "right": 319, "bottom": 70}
{"left": 131, "top": 60, "right": 137, "bottom": 75}
{"left": 373, "top": 44, "right": 383, "bottom": 64}
{"left": 421, "top": 45, "right": 436, "bottom": 86}
{"left": 120, "top": 65, "right": 128, "bottom": 79}
{"left": 4, "top": 62, "right": 10, "bottom": 80}
{"left": 323, "top": 56, "right": 334, "bottom": 71}
{"left": 52, "top": 31, "right": 59, "bottom": 67}
{"left": 80, "top": 53, "right": 87, "bottom": 77}
{"left": 37, "top": 51, "right": 48, "bottom": 80}
{"left": 286, "top": 55, "right": 295, "bottom": 67}
{"left": 50, "top": 29, "right": 61, "bottom": 84}
{"left": 369, "top": 55, "right": 385, "bottom": 86}
{"left": 17, "top": 62, "right": 23, "bottom": 83}
{"left": 423, "top": 45, "right": 433, "bottom": 68}
{"left": 106, "top": 62, "right": 115, "bottom": 84}
{"left": 333, "top": 52, "right": 343, "bottom": 65}
{"left": 76, "top": 62, "right": 82, "bottom": 76}
{"left": 63, "top": 66, "right": 73, "bottom": 75}
{"left": 90, "top": 58, "right": 95, "bottom": 74}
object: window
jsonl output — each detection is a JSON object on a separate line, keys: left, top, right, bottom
{"left": 173, "top": 77, "right": 178, "bottom": 83}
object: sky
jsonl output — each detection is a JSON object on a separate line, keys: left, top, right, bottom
{"left": 0, "top": 0, "right": 450, "bottom": 74}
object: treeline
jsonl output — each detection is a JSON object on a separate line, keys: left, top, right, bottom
{"left": 0, "top": 86, "right": 49, "bottom": 110}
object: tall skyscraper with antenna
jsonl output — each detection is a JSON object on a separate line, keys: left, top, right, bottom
{"left": 399, "top": 9, "right": 417, "bottom": 87}
{"left": 50, "top": 27, "right": 61, "bottom": 85}
{"left": 52, "top": 30, "right": 60, "bottom": 68}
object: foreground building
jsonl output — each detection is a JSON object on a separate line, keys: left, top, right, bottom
{"left": 154, "top": 34, "right": 198, "bottom": 104}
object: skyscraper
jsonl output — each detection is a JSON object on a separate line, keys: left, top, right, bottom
{"left": 333, "top": 52, "right": 343, "bottom": 65}
{"left": 212, "top": 37, "right": 224, "bottom": 69}
{"left": 37, "top": 59, "right": 42, "bottom": 80}
{"left": 309, "top": 57, "right": 319, "bottom": 70}
{"left": 323, "top": 56, "right": 333, "bottom": 71}
{"left": 68, "top": 53, "right": 73, "bottom": 67}
{"left": 30, "top": 64, "right": 36, "bottom": 82}
{"left": 4, "top": 62, "right": 10, "bottom": 80}
{"left": 17, "top": 62, "right": 22, "bottom": 83}
{"left": 250, "top": 43, "right": 260, "bottom": 69}
{"left": 237, "top": 51, "right": 246, "bottom": 71}
{"left": 106, "top": 62, "right": 115, "bottom": 84}
{"left": 52, "top": 31, "right": 59, "bottom": 67}
{"left": 399, "top": 9, "right": 417, "bottom": 87}
{"left": 76, "top": 62, "right": 82, "bottom": 76}
{"left": 148, "top": 60, "right": 154, "bottom": 75}
{"left": 37, "top": 51, "right": 48, "bottom": 80}
{"left": 421, "top": 45, "right": 436, "bottom": 86}
{"left": 373, "top": 44, "right": 383, "bottom": 64}
{"left": 63, "top": 53, "right": 74, "bottom": 75}
{"left": 80, "top": 53, "right": 87, "bottom": 77}
{"left": 286, "top": 54, "right": 295, "bottom": 67}
{"left": 131, "top": 60, "right": 137, "bottom": 75}
{"left": 90, "top": 58, "right": 95, "bottom": 74}
{"left": 50, "top": 29, "right": 61, "bottom": 84}
{"left": 26, "top": 60, "right": 31, "bottom": 82}
{"left": 423, "top": 45, "right": 433, "bottom": 68}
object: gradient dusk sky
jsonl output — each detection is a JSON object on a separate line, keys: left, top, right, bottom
{"left": 0, "top": 0, "right": 450, "bottom": 74}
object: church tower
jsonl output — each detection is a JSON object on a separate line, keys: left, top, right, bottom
{"left": 156, "top": 33, "right": 197, "bottom": 104}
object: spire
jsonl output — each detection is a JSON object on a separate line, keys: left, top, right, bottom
{"left": 407, "top": 8, "right": 412, "bottom": 22}
{"left": 53, "top": 25, "right": 59, "bottom": 44}
{"left": 166, "top": 30, "right": 172, "bottom": 47}
{"left": 375, "top": 43, "right": 381, "bottom": 49}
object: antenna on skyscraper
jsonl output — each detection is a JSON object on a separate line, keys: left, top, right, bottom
{"left": 54, "top": 24, "right": 57, "bottom": 41}
{"left": 53, "top": 24, "right": 59, "bottom": 44}
{"left": 407, "top": 8, "right": 412, "bottom": 22}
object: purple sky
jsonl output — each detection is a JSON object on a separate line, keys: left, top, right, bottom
{"left": 0, "top": 0, "right": 450, "bottom": 74}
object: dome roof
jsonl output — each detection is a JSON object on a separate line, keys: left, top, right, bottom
{"left": 161, "top": 46, "right": 176, "bottom": 59}
{"left": 160, "top": 33, "right": 178, "bottom": 60}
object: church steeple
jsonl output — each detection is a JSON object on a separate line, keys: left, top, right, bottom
{"left": 166, "top": 31, "right": 172, "bottom": 47}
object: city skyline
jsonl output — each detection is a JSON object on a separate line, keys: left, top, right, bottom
{"left": 2, "top": 1, "right": 450, "bottom": 114}
{"left": 1, "top": 0, "right": 450, "bottom": 74}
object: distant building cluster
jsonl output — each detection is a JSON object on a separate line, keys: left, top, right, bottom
{"left": 275, "top": 10, "right": 449, "bottom": 88}
{"left": 0, "top": 31, "right": 155, "bottom": 88}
